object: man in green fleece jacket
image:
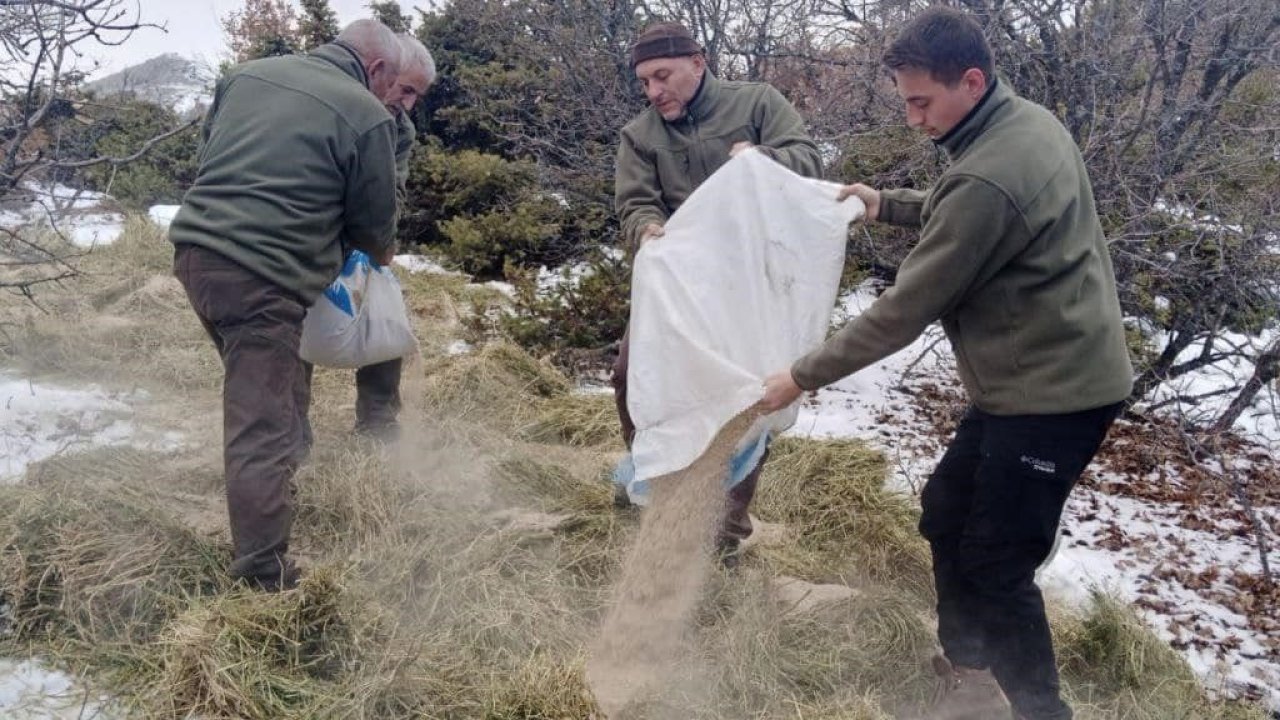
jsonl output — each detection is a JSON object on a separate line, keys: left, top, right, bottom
{"left": 347, "top": 33, "right": 437, "bottom": 442}
{"left": 170, "top": 19, "right": 402, "bottom": 592}
{"left": 759, "top": 8, "right": 1132, "bottom": 720}
{"left": 612, "top": 21, "right": 822, "bottom": 565}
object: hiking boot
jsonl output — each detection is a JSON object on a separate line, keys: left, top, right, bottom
{"left": 908, "top": 654, "right": 1011, "bottom": 720}
{"left": 354, "top": 420, "right": 401, "bottom": 443}
{"left": 241, "top": 564, "right": 301, "bottom": 593}
{"left": 612, "top": 481, "right": 633, "bottom": 509}
{"left": 716, "top": 537, "right": 743, "bottom": 570}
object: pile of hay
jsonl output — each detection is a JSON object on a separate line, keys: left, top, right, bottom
{"left": 1055, "top": 595, "right": 1268, "bottom": 720}
{"left": 0, "top": 459, "right": 226, "bottom": 649}
{"left": 0, "top": 216, "right": 221, "bottom": 394}
{"left": 753, "top": 437, "right": 932, "bottom": 598}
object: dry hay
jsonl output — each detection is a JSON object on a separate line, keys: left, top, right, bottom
{"left": 0, "top": 458, "right": 228, "bottom": 654}
{"left": 1054, "top": 595, "right": 1269, "bottom": 720}
{"left": 420, "top": 341, "right": 571, "bottom": 430}
{"left": 0, "top": 231, "right": 1270, "bottom": 719}
{"left": 691, "top": 576, "right": 935, "bottom": 718}
{"left": 418, "top": 340, "right": 625, "bottom": 457}
{"left": 147, "top": 566, "right": 389, "bottom": 719}
{"left": 0, "top": 216, "right": 220, "bottom": 394}
{"left": 520, "top": 392, "right": 622, "bottom": 449}
{"left": 483, "top": 653, "right": 600, "bottom": 719}
{"left": 753, "top": 436, "right": 932, "bottom": 598}
{"left": 493, "top": 456, "right": 630, "bottom": 583}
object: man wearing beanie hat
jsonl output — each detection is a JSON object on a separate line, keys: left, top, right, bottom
{"left": 611, "top": 20, "right": 822, "bottom": 567}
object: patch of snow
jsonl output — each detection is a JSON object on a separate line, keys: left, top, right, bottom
{"left": 484, "top": 281, "right": 516, "bottom": 298}
{"left": 392, "top": 254, "right": 464, "bottom": 276}
{"left": 446, "top": 340, "right": 472, "bottom": 356}
{"left": 66, "top": 213, "right": 125, "bottom": 248}
{"left": 1142, "top": 327, "right": 1280, "bottom": 450}
{"left": 0, "top": 374, "right": 183, "bottom": 482}
{"left": 0, "top": 209, "right": 26, "bottom": 228}
{"left": 1041, "top": 479, "right": 1280, "bottom": 710}
{"left": 0, "top": 658, "right": 113, "bottom": 718}
{"left": 1, "top": 183, "right": 123, "bottom": 247}
{"left": 147, "top": 205, "right": 180, "bottom": 228}
{"left": 817, "top": 139, "right": 841, "bottom": 167}
{"left": 40, "top": 184, "right": 107, "bottom": 212}
{"left": 786, "top": 285, "right": 953, "bottom": 494}
{"left": 1153, "top": 197, "right": 1245, "bottom": 235}
{"left": 535, "top": 262, "right": 593, "bottom": 294}
{"left": 170, "top": 88, "right": 212, "bottom": 116}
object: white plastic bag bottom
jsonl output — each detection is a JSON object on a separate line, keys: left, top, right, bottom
{"left": 299, "top": 250, "right": 417, "bottom": 368}
{"left": 613, "top": 431, "right": 770, "bottom": 507}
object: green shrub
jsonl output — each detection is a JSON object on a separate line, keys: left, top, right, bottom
{"left": 500, "top": 249, "right": 630, "bottom": 353}
{"left": 83, "top": 98, "right": 199, "bottom": 210}
{"left": 400, "top": 140, "right": 582, "bottom": 276}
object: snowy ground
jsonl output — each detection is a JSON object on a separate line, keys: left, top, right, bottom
{"left": 786, "top": 286, "right": 1280, "bottom": 711}
{"left": 1144, "top": 326, "right": 1280, "bottom": 451}
{"left": 0, "top": 374, "right": 184, "bottom": 483}
{"left": 0, "top": 184, "right": 124, "bottom": 249}
{"left": 0, "top": 659, "right": 113, "bottom": 719}
{"left": 0, "top": 373, "right": 181, "bottom": 715}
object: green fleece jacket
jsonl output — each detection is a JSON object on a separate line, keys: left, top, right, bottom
{"left": 793, "top": 80, "right": 1134, "bottom": 415}
{"left": 394, "top": 109, "right": 414, "bottom": 207}
{"left": 614, "top": 73, "right": 822, "bottom": 247}
{"left": 169, "top": 42, "right": 398, "bottom": 303}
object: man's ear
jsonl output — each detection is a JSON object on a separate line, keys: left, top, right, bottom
{"left": 367, "top": 57, "right": 386, "bottom": 80}
{"left": 962, "top": 67, "right": 987, "bottom": 98}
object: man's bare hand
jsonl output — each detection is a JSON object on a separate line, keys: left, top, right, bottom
{"left": 730, "top": 141, "right": 755, "bottom": 157}
{"left": 837, "top": 183, "right": 881, "bottom": 223}
{"left": 640, "top": 223, "right": 665, "bottom": 245}
{"left": 757, "top": 370, "right": 804, "bottom": 413}
{"left": 374, "top": 247, "right": 396, "bottom": 267}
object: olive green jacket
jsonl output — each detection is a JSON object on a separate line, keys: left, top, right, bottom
{"left": 614, "top": 73, "right": 822, "bottom": 247}
{"left": 394, "top": 109, "right": 414, "bottom": 208}
{"left": 793, "top": 80, "right": 1133, "bottom": 414}
{"left": 169, "top": 42, "right": 398, "bottom": 303}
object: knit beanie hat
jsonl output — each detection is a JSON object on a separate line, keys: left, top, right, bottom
{"left": 629, "top": 21, "right": 703, "bottom": 68}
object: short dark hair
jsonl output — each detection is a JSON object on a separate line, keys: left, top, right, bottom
{"left": 883, "top": 7, "right": 995, "bottom": 87}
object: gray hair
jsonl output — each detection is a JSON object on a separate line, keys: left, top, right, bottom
{"left": 337, "top": 18, "right": 403, "bottom": 75}
{"left": 397, "top": 33, "right": 436, "bottom": 84}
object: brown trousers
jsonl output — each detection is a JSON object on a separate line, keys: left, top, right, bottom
{"left": 175, "top": 244, "right": 309, "bottom": 584}
{"left": 611, "top": 328, "right": 766, "bottom": 543}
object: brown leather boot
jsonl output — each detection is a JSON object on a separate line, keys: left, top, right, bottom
{"left": 908, "top": 655, "right": 1012, "bottom": 720}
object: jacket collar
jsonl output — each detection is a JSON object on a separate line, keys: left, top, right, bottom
{"left": 936, "top": 77, "right": 1009, "bottom": 160}
{"left": 309, "top": 41, "right": 370, "bottom": 89}
{"left": 683, "top": 70, "right": 721, "bottom": 123}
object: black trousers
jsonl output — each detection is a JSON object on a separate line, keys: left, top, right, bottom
{"left": 919, "top": 402, "right": 1122, "bottom": 720}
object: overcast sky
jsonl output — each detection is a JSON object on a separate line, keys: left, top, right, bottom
{"left": 82, "top": 0, "right": 422, "bottom": 80}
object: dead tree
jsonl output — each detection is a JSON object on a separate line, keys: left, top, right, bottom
{"left": 1, "top": 0, "right": 190, "bottom": 297}
{"left": 1211, "top": 337, "right": 1280, "bottom": 436}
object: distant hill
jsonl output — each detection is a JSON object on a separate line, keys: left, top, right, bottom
{"left": 86, "top": 53, "right": 214, "bottom": 117}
